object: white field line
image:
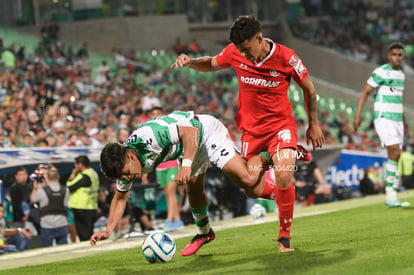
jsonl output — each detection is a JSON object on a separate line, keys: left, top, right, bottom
{"left": 0, "top": 191, "right": 412, "bottom": 270}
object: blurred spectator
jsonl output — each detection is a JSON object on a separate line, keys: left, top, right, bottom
{"left": 30, "top": 166, "right": 69, "bottom": 247}
{"left": 398, "top": 146, "right": 414, "bottom": 189}
{"left": 77, "top": 42, "right": 89, "bottom": 59}
{"left": 112, "top": 48, "right": 127, "bottom": 67}
{"left": 88, "top": 128, "right": 104, "bottom": 148}
{"left": 130, "top": 196, "right": 154, "bottom": 233}
{"left": 16, "top": 46, "right": 26, "bottom": 62}
{"left": 66, "top": 207, "right": 77, "bottom": 243}
{"left": 0, "top": 127, "right": 13, "bottom": 148}
{"left": 173, "top": 37, "right": 187, "bottom": 55}
{"left": 189, "top": 38, "right": 201, "bottom": 54}
{"left": 294, "top": 159, "right": 332, "bottom": 206}
{"left": 66, "top": 155, "right": 99, "bottom": 241}
{"left": 1, "top": 45, "right": 16, "bottom": 69}
{"left": 9, "top": 168, "right": 31, "bottom": 229}
{"left": 0, "top": 38, "right": 4, "bottom": 54}
{"left": 40, "top": 21, "right": 49, "bottom": 44}
{"left": 97, "top": 189, "right": 109, "bottom": 219}
{"left": 19, "top": 133, "right": 35, "bottom": 148}
{"left": 117, "top": 127, "right": 130, "bottom": 143}
{"left": 64, "top": 132, "right": 83, "bottom": 147}
{"left": 141, "top": 90, "right": 161, "bottom": 112}
{"left": 0, "top": 203, "right": 31, "bottom": 253}
{"left": 48, "top": 19, "right": 60, "bottom": 44}
{"left": 360, "top": 164, "right": 385, "bottom": 196}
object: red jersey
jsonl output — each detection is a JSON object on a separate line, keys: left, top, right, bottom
{"left": 215, "top": 39, "right": 308, "bottom": 136}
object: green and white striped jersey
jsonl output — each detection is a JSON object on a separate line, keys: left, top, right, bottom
{"left": 118, "top": 111, "right": 202, "bottom": 188}
{"left": 367, "top": 64, "right": 404, "bottom": 121}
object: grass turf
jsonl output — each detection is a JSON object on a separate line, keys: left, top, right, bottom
{"left": 2, "top": 196, "right": 414, "bottom": 275}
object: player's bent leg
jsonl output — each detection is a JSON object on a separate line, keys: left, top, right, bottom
{"left": 222, "top": 154, "right": 268, "bottom": 197}
{"left": 186, "top": 173, "right": 208, "bottom": 208}
{"left": 182, "top": 173, "right": 215, "bottom": 256}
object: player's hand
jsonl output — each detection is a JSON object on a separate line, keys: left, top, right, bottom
{"left": 71, "top": 168, "right": 79, "bottom": 175}
{"left": 353, "top": 117, "right": 361, "bottom": 132}
{"left": 90, "top": 230, "right": 110, "bottom": 246}
{"left": 175, "top": 167, "right": 192, "bottom": 185}
{"left": 306, "top": 124, "right": 325, "bottom": 151}
{"left": 171, "top": 54, "right": 192, "bottom": 68}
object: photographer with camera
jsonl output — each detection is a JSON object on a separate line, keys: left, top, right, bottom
{"left": 30, "top": 165, "right": 69, "bottom": 247}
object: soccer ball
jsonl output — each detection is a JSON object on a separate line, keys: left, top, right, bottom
{"left": 249, "top": 203, "right": 266, "bottom": 222}
{"left": 141, "top": 231, "right": 176, "bottom": 263}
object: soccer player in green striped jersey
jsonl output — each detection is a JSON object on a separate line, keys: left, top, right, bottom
{"left": 354, "top": 42, "right": 410, "bottom": 208}
{"left": 90, "top": 111, "right": 270, "bottom": 256}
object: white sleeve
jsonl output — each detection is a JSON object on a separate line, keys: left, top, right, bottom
{"left": 168, "top": 124, "right": 180, "bottom": 144}
{"left": 367, "top": 68, "right": 379, "bottom": 88}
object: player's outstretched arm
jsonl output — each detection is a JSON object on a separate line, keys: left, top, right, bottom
{"left": 300, "top": 75, "right": 325, "bottom": 150}
{"left": 90, "top": 190, "right": 129, "bottom": 246}
{"left": 171, "top": 55, "right": 223, "bottom": 72}
{"left": 175, "top": 125, "right": 199, "bottom": 185}
{"left": 354, "top": 83, "right": 375, "bottom": 132}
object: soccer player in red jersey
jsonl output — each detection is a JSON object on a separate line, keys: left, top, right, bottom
{"left": 172, "top": 15, "right": 325, "bottom": 252}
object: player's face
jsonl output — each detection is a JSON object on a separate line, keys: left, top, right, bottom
{"left": 388, "top": 48, "right": 404, "bottom": 69}
{"left": 120, "top": 152, "right": 142, "bottom": 181}
{"left": 149, "top": 109, "right": 163, "bottom": 119}
{"left": 235, "top": 34, "right": 263, "bottom": 63}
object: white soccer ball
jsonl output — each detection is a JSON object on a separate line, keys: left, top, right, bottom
{"left": 141, "top": 231, "right": 176, "bottom": 263}
{"left": 249, "top": 203, "right": 266, "bottom": 221}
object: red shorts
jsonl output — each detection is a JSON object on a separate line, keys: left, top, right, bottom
{"left": 241, "top": 126, "right": 298, "bottom": 160}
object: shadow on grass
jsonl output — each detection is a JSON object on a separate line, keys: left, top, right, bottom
{"left": 113, "top": 248, "right": 355, "bottom": 275}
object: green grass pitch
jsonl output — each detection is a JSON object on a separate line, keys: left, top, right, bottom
{"left": 2, "top": 195, "right": 414, "bottom": 275}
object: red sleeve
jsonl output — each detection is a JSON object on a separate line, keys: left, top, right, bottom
{"left": 287, "top": 52, "right": 309, "bottom": 84}
{"left": 215, "top": 43, "right": 233, "bottom": 69}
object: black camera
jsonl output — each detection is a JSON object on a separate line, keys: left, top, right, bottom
{"left": 29, "top": 164, "right": 52, "bottom": 183}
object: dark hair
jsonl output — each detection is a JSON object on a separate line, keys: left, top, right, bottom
{"left": 388, "top": 42, "right": 404, "bottom": 52}
{"left": 16, "top": 167, "right": 26, "bottom": 174}
{"left": 100, "top": 143, "right": 128, "bottom": 179}
{"left": 229, "top": 15, "right": 261, "bottom": 45}
{"left": 150, "top": 106, "right": 163, "bottom": 113}
{"left": 75, "top": 155, "right": 90, "bottom": 167}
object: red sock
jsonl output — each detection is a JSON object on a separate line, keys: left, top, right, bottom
{"left": 276, "top": 184, "right": 295, "bottom": 239}
{"left": 258, "top": 174, "right": 277, "bottom": 199}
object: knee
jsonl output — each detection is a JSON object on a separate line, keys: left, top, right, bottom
{"left": 241, "top": 175, "right": 257, "bottom": 188}
{"left": 275, "top": 172, "right": 294, "bottom": 188}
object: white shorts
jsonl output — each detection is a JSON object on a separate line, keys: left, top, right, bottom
{"left": 185, "top": 115, "right": 236, "bottom": 178}
{"left": 374, "top": 117, "right": 404, "bottom": 147}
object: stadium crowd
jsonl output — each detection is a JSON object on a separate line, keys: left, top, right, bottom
{"left": 0, "top": 29, "right": 389, "bottom": 153}
{"left": 292, "top": 0, "right": 414, "bottom": 72}
{"left": 0, "top": 36, "right": 244, "bottom": 150}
